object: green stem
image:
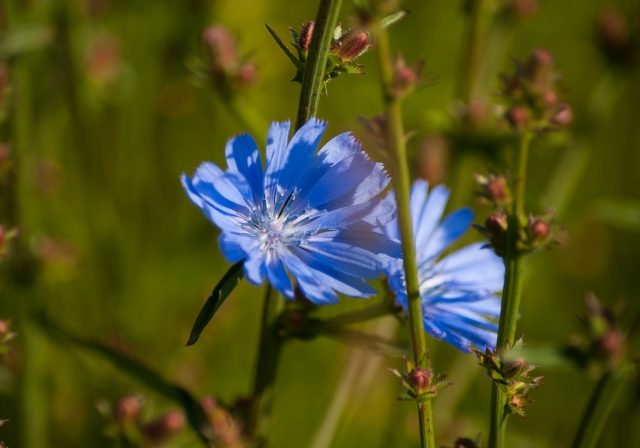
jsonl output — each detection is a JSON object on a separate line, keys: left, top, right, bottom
{"left": 571, "top": 371, "right": 626, "bottom": 448}
{"left": 458, "top": 0, "right": 487, "bottom": 104}
{"left": 247, "top": 0, "right": 343, "bottom": 442}
{"left": 488, "top": 131, "right": 532, "bottom": 448}
{"left": 247, "top": 285, "right": 283, "bottom": 441}
{"left": 374, "top": 23, "right": 435, "bottom": 448}
{"left": 295, "top": 0, "right": 343, "bottom": 129}
{"left": 216, "top": 89, "right": 267, "bottom": 143}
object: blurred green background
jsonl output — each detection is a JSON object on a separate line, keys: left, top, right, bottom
{"left": 1, "top": 0, "right": 639, "bottom": 446}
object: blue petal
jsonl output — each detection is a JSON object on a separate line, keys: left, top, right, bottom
{"left": 289, "top": 246, "right": 378, "bottom": 298}
{"left": 421, "top": 208, "right": 474, "bottom": 262}
{"left": 415, "top": 185, "right": 450, "bottom": 253}
{"left": 264, "top": 120, "right": 292, "bottom": 206}
{"left": 225, "top": 134, "right": 264, "bottom": 203}
{"left": 217, "top": 232, "right": 251, "bottom": 262}
{"left": 265, "top": 251, "right": 294, "bottom": 299}
{"left": 410, "top": 179, "right": 429, "bottom": 231}
{"left": 279, "top": 249, "right": 339, "bottom": 304}
{"left": 243, "top": 252, "right": 265, "bottom": 285}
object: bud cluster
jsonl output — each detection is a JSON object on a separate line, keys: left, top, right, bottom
{"left": 201, "top": 26, "right": 258, "bottom": 90}
{"left": 473, "top": 340, "right": 543, "bottom": 418}
{"left": 563, "top": 293, "right": 626, "bottom": 373}
{"left": 390, "top": 357, "right": 450, "bottom": 402}
{"left": 475, "top": 175, "right": 558, "bottom": 256}
{"left": 501, "top": 48, "right": 572, "bottom": 131}
{"left": 272, "top": 21, "right": 372, "bottom": 85}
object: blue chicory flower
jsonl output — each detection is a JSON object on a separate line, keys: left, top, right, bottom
{"left": 385, "top": 180, "right": 504, "bottom": 352}
{"left": 182, "top": 118, "right": 400, "bottom": 305}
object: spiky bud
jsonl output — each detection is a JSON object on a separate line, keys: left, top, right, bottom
{"left": 331, "top": 29, "right": 370, "bottom": 62}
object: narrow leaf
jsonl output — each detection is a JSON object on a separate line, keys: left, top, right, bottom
{"left": 36, "top": 315, "right": 215, "bottom": 445}
{"left": 380, "top": 10, "right": 409, "bottom": 29}
{"left": 187, "top": 261, "right": 244, "bottom": 346}
{"left": 265, "top": 24, "right": 305, "bottom": 70}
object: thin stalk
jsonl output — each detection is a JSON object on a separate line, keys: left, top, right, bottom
{"left": 247, "top": 285, "right": 283, "bottom": 440}
{"left": 458, "top": 0, "right": 488, "bottom": 105}
{"left": 571, "top": 371, "right": 626, "bottom": 448}
{"left": 247, "top": 0, "right": 343, "bottom": 442}
{"left": 374, "top": 23, "right": 435, "bottom": 448}
{"left": 295, "top": 0, "right": 343, "bottom": 129}
{"left": 488, "top": 131, "right": 532, "bottom": 448}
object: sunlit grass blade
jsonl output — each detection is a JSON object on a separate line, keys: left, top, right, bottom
{"left": 187, "top": 261, "right": 244, "bottom": 346}
{"left": 36, "top": 315, "right": 215, "bottom": 446}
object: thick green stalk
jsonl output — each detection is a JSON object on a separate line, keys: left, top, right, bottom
{"left": 571, "top": 371, "right": 626, "bottom": 448}
{"left": 488, "top": 131, "right": 532, "bottom": 448}
{"left": 374, "top": 24, "right": 435, "bottom": 448}
{"left": 295, "top": 0, "right": 343, "bottom": 129}
{"left": 247, "top": 0, "right": 343, "bottom": 442}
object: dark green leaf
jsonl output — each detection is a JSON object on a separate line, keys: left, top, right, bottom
{"left": 36, "top": 315, "right": 215, "bottom": 446}
{"left": 187, "top": 261, "right": 244, "bottom": 346}
{"left": 265, "top": 24, "right": 305, "bottom": 70}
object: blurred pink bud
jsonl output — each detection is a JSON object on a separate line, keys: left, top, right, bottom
{"left": 551, "top": 103, "right": 573, "bottom": 127}
{"left": 0, "top": 319, "right": 9, "bottom": 337}
{"left": 202, "top": 26, "right": 239, "bottom": 75}
{"left": 141, "top": 410, "right": 185, "bottom": 445}
{"left": 115, "top": 395, "right": 141, "bottom": 423}
{"left": 529, "top": 218, "right": 550, "bottom": 241}
{"left": 235, "top": 63, "right": 258, "bottom": 87}
{"left": 391, "top": 55, "right": 422, "bottom": 98}
{"left": 506, "top": 106, "right": 529, "bottom": 128}
{"left": 541, "top": 89, "right": 558, "bottom": 107}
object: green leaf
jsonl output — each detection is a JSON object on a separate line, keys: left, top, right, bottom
{"left": 380, "top": 10, "right": 409, "bottom": 29}
{"left": 187, "top": 261, "right": 244, "bottom": 346}
{"left": 265, "top": 24, "right": 304, "bottom": 70}
{"left": 37, "top": 315, "right": 215, "bottom": 446}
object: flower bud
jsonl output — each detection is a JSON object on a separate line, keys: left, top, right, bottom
{"left": 550, "top": 103, "right": 573, "bottom": 127}
{"left": 541, "top": 89, "right": 558, "bottom": 107}
{"left": 478, "top": 175, "right": 511, "bottom": 207}
{"left": 141, "top": 410, "right": 185, "bottom": 445}
{"left": 331, "top": 29, "right": 370, "bottom": 62}
{"left": 485, "top": 212, "right": 508, "bottom": 234}
{"left": 597, "top": 328, "right": 625, "bottom": 365}
{"left": 506, "top": 105, "right": 529, "bottom": 129}
{"left": 0, "top": 319, "right": 10, "bottom": 339}
{"left": 115, "top": 395, "right": 142, "bottom": 423}
{"left": 596, "top": 6, "right": 634, "bottom": 65}
{"left": 297, "top": 20, "right": 315, "bottom": 52}
{"left": 235, "top": 62, "right": 258, "bottom": 87}
{"left": 202, "top": 26, "right": 238, "bottom": 75}
{"left": 526, "top": 48, "right": 554, "bottom": 84}
{"left": 503, "top": 357, "right": 529, "bottom": 379}
{"left": 529, "top": 218, "right": 550, "bottom": 242}
{"left": 391, "top": 55, "right": 421, "bottom": 98}
{"left": 409, "top": 368, "right": 431, "bottom": 392}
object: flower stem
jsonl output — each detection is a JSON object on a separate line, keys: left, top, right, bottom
{"left": 247, "top": 285, "right": 283, "bottom": 441}
{"left": 373, "top": 23, "right": 435, "bottom": 448}
{"left": 247, "top": 0, "right": 343, "bottom": 442}
{"left": 295, "top": 0, "right": 343, "bottom": 129}
{"left": 571, "top": 370, "right": 626, "bottom": 448}
{"left": 488, "top": 130, "right": 532, "bottom": 448}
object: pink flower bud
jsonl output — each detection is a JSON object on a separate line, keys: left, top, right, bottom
{"left": 298, "top": 21, "right": 315, "bottom": 52}
{"left": 115, "top": 395, "right": 142, "bottom": 423}
{"left": 332, "top": 29, "right": 370, "bottom": 62}
{"left": 409, "top": 368, "right": 431, "bottom": 392}
{"left": 550, "top": 103, "right": 573, "bottom": 127}
{"left": 141, "top": 410, "right": 185, "bottom": 445}
{"left": 529, "top": 219, "right": 550, "bottom": 241}
{"left": 506, "top": 106, "right": 529, "bottom": 129}
{"left": 486, "top": 212, "right": 508, "bottom": 234}
{"left": 202, "top": 26, "right": 238, "bottom": 75}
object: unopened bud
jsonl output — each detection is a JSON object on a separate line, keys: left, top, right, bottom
{"left": 541, "top": 89, "right": 558, "bottom": 107}
{"left": 115, "top": 395, "right": 142, "bottom": 423}
{"left": 202, "top": 26, "right": 238, "bottom": 75}
{"left": 598, "top": 328, "right": 624, "bottom": 364}
{"left": 529, "top": 218, "right": 550, "bottom": 241}
{"left": 141, "top": 410, "right": 185, "bottom": 445}
{"left": 506, "top": 106, "right": 529, "bottom": 129}
{"left": 0, "top": 319, "right": 9, "bottom": 337}
{"left": 332, "top": 29, "right": 370, "bottom": 62}
{"left": 596, "top": 6, "right": 633, "bottom": 65}
{"left": 235, "top": 63, "right": 258, "bottom": 87}
{"left": 486, "top": 212, "right": 508, "bottom": 234}
{"left": 504, "top": 357, "right": 529, "bottom": 378}
{"left": 485, "top": 176, "right": 511, "bottom": 206}
{"left": 409, "top": 368, "right": 431, "bottom": 392}
{"left": 550, "top": 103, "right": 573, "bottom": 127}
{"left": 297, "top": 20, "right": 315, "bottom": 52}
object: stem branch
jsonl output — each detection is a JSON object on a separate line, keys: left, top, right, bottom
{"left": 374, "top": 22, "right": 435, "bottom": 448}
{"left": 488, "top": 131, "right": 532, "bottom": 448}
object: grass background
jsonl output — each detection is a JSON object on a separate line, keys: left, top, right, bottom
{"left": 1, "top": 0, "right": 639, "bottom": 446}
